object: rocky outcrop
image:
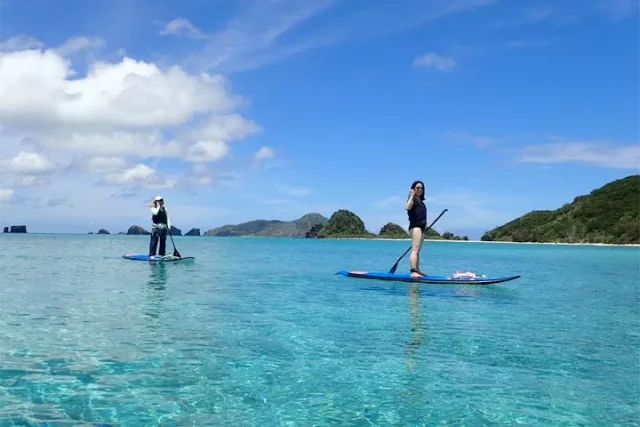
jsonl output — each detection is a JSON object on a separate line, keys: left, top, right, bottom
{"left": 305, "top": 223, "right": 324, "bottom": 238}
{"left": 185, "top": 228, "right": 201, "bottom": 236}
{"left": 97, "top": 229, "right": 110, "bottom": 234}
{"left": 318, "top": 210, "right": 373, "bottom": 238}
{"left": 9, "top": 225, "right": 27, "bottom": 233}
{"left": 378, "top": 222, "right": 409, "bottom": 238}
{"left": 170, "top": 226, "right": 182, "bottom": 236}
{"left": 3, "top": 227, "right": 8, "bottom": 233}
{"left": 127, "top": 225, "right": 151, "bottom": 235}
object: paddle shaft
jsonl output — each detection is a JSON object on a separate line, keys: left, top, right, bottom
{"left": 167, "top": 226, "right": 181, "bottom": 257}
{"left": 388, "top": 208, "right": 448, "bottom": 273}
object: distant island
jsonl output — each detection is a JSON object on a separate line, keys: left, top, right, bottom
{"left": 204, "top": 213, "right": 331, "bottom": 237}
{"left": 481, "top": 174, "right": 639, "bottom": 245}
{"left": 85, "top": 226, "right": 200, "bottom": 236}
{"left": 200, "top": 210, "right": 465, "bottom": 240}
{"left": 3, "top": 225, "right": 27, "bottom": 233}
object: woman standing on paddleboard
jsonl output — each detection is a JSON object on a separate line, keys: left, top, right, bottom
{"left": 405, "top": 180, "right": 427, "bottom": 277}
{"left": 148, "top": 196, "right": 171, "bottom": 257}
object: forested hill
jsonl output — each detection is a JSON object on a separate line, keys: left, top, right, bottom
{"left": 204, "top": 213, "right": 329, "bottom": 237}
{"left": 481, "top": 175, "right": 640, "bottom": 244}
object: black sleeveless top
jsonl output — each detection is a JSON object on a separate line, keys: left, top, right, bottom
{"left": 407, "top": 198, "right": 427, "bottom": 228}
{"left": 152, "top": 206, "right": 168, "bottom": 226}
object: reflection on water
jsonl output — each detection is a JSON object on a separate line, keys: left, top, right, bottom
{"left": 406, "top": 283, "right": 425, "bottom": 372}
{"left": 143, "top": 264, "right": 167, "bottom": 324}
{"left": 148, "top": 263, "right": 168, "bottom": 290}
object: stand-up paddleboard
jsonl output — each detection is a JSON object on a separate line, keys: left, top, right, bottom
{"left": 336, "top": 270, "right": 520, "bottom": 285}
{"left": 123, "top": 254, "right": 195, "bottom": 263}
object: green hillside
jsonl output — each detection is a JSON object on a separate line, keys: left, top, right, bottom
{"left": 318, "top": 209, "right": 374, "bottom": 238}
{"left": 204, "top": 213, "right": 328, "bottom": 237}
{"left": 255, "top": 213, "right": 329, "bottom": 237}
{"left": 378, "top": 222, "right": 409, "bottom": 238}
{"left": 481, "top": 175, "right": 640, "bottom": 244}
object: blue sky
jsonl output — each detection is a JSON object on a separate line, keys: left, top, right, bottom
{"left": 0, "top": 0, "right": 637, "bottom": 238}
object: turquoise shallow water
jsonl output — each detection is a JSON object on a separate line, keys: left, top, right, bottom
{"left": 0, "top": 234, "right": 639, "bottom": 426}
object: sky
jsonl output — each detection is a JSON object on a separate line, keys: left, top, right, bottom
{"left": 0, "top": 0, "right": 638, "bottom": 239}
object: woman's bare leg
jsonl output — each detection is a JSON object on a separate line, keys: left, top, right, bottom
{"left": 409, "top": 227, "right": 424, "bottom": 277}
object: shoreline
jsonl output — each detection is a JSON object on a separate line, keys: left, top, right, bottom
{"left": 3, "top": 233, "right": 638, "bottom": 247}
{"left": 326, "top": 237, "right": 640, "bottom": 247}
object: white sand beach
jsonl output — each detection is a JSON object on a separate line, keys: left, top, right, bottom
{"left": 332, "top": 237, "right": 640, "bottom": 248}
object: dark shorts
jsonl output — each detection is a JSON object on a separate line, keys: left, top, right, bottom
{"left": 409, "top": 222, "right": 426, "bottom": 232}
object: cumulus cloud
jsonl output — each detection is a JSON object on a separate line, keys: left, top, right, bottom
{"left": 85, "top": 156, "right": 128, "bottom": 174}
{"left": 0, "top": 188, "right": 14, "bottom": 203}
{"left": 0, "top": 38, "right": 261, "bottom": 170}
{"left": 254, "top": 146, "right": 275, "bottom": 161}
{"left": 54, "top": 36, "right": 105, "bottom": 56}
{"left": 0, "top": 151, "right": 57, "bottom": 175}
{"left": 0, "top": 34, "right": 264, "bottom": 228}
{"left": 413, "top": 52, "right": 457, "bottom": 71}
{"left": 0, "top": 35, "right": 44, "bottom": 52}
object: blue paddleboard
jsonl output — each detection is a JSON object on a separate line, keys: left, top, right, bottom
{"left": 123, "top": 254, "right": 195, "bottom": 262}
{"left": 336, "top": 270, "right": 520, "bottom": 285}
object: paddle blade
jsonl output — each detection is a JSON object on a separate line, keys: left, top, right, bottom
{"left": 388, "top": 246, "right": 411, "bottom": 273}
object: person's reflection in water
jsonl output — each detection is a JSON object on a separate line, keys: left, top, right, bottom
{"left": 144, "top": 263, "right": 168, "bottom": 325}
{"left": 406, "top": 283, "right": 425, "bottom": 372}
{"left": 148, "top": 262, "right": 168, "bottom": 291}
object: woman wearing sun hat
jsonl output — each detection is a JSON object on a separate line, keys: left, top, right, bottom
{"left": 147, "top": 195, "right": 171, "bottom": 257}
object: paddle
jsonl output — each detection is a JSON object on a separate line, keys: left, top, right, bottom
{"left": 167, "top": 226, "right": 182, "bottom": 258}
{"left": 388, "top": 208, "right": 448, "bottom": 274}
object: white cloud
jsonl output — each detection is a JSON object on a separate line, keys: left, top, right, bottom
{"left": 0, "top": 188, "right": 14, "bottom": 203}
{"left": 413, "top": 52, "right": 457, "bottom": 71}
{"left": 159, "top": 18, "right": 208, "bottom": 39}
{"left": 85, "top": 156, "right": 128, "bottom": 174}
{"left": 180, "top": 0, "right": 336, "bottom": 73}
{"left": 102, "top": 164, "right": 156, "bottom": 185}
{"left": 0, "top": 33, "right": 265, "bottom": 229}
{"left": 0, "top": 49, "right": 243, "bottom": 130}
{"left": 55, "top": 36, "right": 105, "bottom": 56}
{"left": 254, "top": 146, "right": 275, "bottom": 165}
{"left": 0, "top": 151, "right": 57, "bottom": 175}
{"left": 13, "top": 176, "right": 48, "bottom": 188}
{"left": 182, "top": 114, "right": 262, "bottom": 162}
{"left": 517, "top": 142, "right": 640, "bottom": 169}
{"left": 0, "top": 35, "right": 43, "bottom": 52}
{"left": 184, "top": 140, "right": 230, "bottom": 162}
{"left": 0, "top": 38, "right": 261, "bottom": 162}
{"left": 176, "top": 0, "right": 501, "bottom": 74}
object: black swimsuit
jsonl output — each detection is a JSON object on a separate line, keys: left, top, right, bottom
{"left": 407, "top": 198, "right": 427, "bottom": 231}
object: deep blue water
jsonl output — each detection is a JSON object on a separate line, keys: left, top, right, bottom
{"left": 0, "top": 234, "right": 638, "bottom": 426}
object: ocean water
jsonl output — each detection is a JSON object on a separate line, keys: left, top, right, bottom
{"left": 0, "top": 234, "right": 638, "bottom": 426}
